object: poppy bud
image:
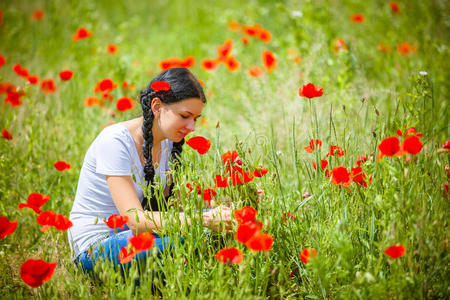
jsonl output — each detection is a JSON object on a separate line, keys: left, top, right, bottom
{"left": 216, "top": 120, "right": 220, "bottom": 128}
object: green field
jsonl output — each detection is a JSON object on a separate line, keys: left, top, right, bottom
{"left": 0, "top": 0, "right": 449, "bottom": 298}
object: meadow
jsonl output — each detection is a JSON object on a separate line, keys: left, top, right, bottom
{"left": 0, "top": 0, "right": 449, "bottom": 298}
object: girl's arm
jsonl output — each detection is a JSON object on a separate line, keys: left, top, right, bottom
{"left": 106, "top": 175, "right": 232, "bottom": 234}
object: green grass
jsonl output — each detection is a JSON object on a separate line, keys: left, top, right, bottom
{"left": 0, "top": 0, "right": 449, "bottom": 298}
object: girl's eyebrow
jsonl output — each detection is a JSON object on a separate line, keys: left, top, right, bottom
{"left": 183, "top": 111, "right": 202, "bottom": 118}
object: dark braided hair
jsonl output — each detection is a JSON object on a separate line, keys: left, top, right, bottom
{"left": 140, "top": 67, "right": 206, "bottom": 211}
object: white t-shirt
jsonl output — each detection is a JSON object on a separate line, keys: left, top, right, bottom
{"left": 67, "top": 123, "right": 173, "bottom": 260}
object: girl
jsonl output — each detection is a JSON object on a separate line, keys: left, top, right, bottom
{"left": 68, "top": 67, "right": 232, "bottom": 272}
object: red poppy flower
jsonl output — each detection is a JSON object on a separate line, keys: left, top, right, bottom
{"left": 378, "top": 136, "right": 401, "bottom": 160}
{"left": 202, "top": 188, "right": 216, "bottom": 206}
{"left": 36, "top": 210, "right": 57, "bottom": 230}
{"left": 327, "top": 145, "right": 346, "bottom": 157}
{"left": 312, "top": 159, "right": 328, "bottom": 171}
{"left": 159, "top": 57, "right": 183, "bottom": 71}
{"left": 254, "top": 167, "right": 269, "bottom": 177}
{"left": 389, "top": 2, "right": 400, "bottom": 14}
{"left": 151, "top": 81, "right": 171, "bottom": 92}
{"left": 179, "top": 56, "right": 195, "bottom": 68}
{"left": 119, "top": 246, "right": 135, "bottom": 264}
{"left": 228, "top": 21, "right": 241, "bottom": 31}
{"left": 330, "top": 166, "right": 352, "bottom": 186}
{"left": 84, "top": 96, "right": 101, "bottom": 107}
{"left": 402, "top": 135, "right": 422, "bottom": 155}
{"left": 2, "top": 129, "right": 12, "bottom": 140}
{"left": 72, "top": 27, "right": 92, "bottom": 41}
{"left": 53, "top": 214, "right": 73, "bottom": 231}
{"left": 300, "top": 248, "right": 317, "bottom": 264}
{"left": 262, "top": 50, "right": 276, "bottom": 72}
{"left": 0, "top": 216, "right": 17, "bottom": 239}
{"left": 217, "top": 39, "right": 233, "bottom": 62}
{"left": 241, "top": 36, "right": 249, "bottom": 45}
{"left": 186, "top": 136, "right": 211, "bottom": 154}
{"left": 350, "top": 167, "right": 371, "bottom": 187}
{"left": 282, "top": 212, "right": 296, "bottom": 223}
{"left": 20, "top": 259, "right": 56, "bottom": 288}
{"left": 106, "top": 44, "right": 118, "bottom": 54}
{"left": 12, "top": 63, "right": 29, "bottom": 77}
{"left": 234, "top": 206, "right": 257, "bottom": 224}
{"left": 32, "top": 9, "right": 45, "bottom": 20}
{"left": 397, "top": 42, "right": 416, "bottom": 55}
{"left": 0, "top": 82, "right": 17, "bottom": 94}
{"left": 27, "top": 75, "right": 39, "bottom": 85}
{"left": 54, "top": 161, "right": 70, "bottom": 171}
{"left": 246, "top": 233, "right": 273, "bottom": 251}
{"left": 224, "top": 56, "right": 240, "bottom": 72}
{"left": 221, "top": 150, "right": 239, "bottom": 165}
{"left": 442, "top": 141, "right": 450, "bottom": 152}
{"left": 243, "top": 25, "right": 258, "bottom": 37}
{"left": 351, "top": 14, "right": 365, "bottom": 23}
{"left": 40, "top": 79, "right": 57, "bottom": 95}
{"left": 216, "top": 247, "right": 243, "bottom": 264}
{"left": 201, "top": 58, "right": 219, "bottom": 71}
{"left": 236, "top": 222, "right": 262, "bottom": 244}
{"left": 104, "top": 214, "right": 129, "bottom": 229}
{"left": 248, "top": 66, "right": 263, "bottom": 77}
{"left": 116, "top": 96, "right": 135, "bottom": 112}
{"left": 334, "top": 38, "right": 347, "bottom": 54}
{"left": 95, "top": 78, "right": 117, "bottom": 94}
{"left": 404, "top": 127, "right": 422, "bottom": 137}
{"left": 384, "top": 245, "right": 405, "bottom": 258}
{"left": 5, "top": 90, "right": 25, "bottom": 107}
{"left": 356, "top": 154, "right": 368, "bottom": 166}
{"left": 129, "top": 232, "right": 155, "bottom": 252}
{"left": 0, "top": 55, "right": 6, "bottom": 69}
{"left": 18, "top": 193, "right": 50, "bottom": 214}
{"left": 214, "top": 175, "right": 228, "bottom": 188}
{"left": 299, "top": 83, "right": 323, "bottom": 99}
{"left": 257, "top": 29, "right": 272, "bottom": 43}
{"left": 305, "top": 138, "right": 322, "bottom": 153}
{"left": 59, "top": 70, "right": 73, "bottom": 81}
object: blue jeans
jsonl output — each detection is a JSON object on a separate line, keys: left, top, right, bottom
{"left": 74, "top": 230, "right": 184, "bottom": 275}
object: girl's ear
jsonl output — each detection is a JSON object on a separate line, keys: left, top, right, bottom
{"left": 151, "top": 97, "right": 162, "bottom": 116}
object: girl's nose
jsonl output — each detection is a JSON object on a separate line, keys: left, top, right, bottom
{"left": 186, "top": 119, "right": 195, "bottom": 132}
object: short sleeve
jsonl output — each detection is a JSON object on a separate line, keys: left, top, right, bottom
{"left": 95, "top": 130, "right": 133, "bottom": 176}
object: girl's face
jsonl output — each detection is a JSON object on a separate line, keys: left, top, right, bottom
{"left": 154, "top": 97, "right": 204, "bottom": 143}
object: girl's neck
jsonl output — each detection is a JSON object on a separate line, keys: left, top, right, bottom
{"left": 135, "top": 116, "right": 164, "bottom": 148}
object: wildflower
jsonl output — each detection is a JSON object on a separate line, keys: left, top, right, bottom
{"left": 54, "top": 161, "right": 70, "bottom": 171}
{"left": 72, "top": 27, "right": 92, "bottom": 41}
{"left": 221, "top": 150, "right": 239, "bottom": 165}
{"left": 302, "top": 191, "right": 311, "bottom": 198}
{"left": 216, "top": 247, "right": 243, "bottom": 264}
{"left": 327, "top": 145, "right": 346, "bottom": 157}
{"left": 119, "top": 246, "right": 135, "bottom": 264}
{"left": 84, "top": 96, "right": 101, "bottom": 107}
{"left": 234, "top": 206, "right": 257, "bottom": 224}
{"left": 20, "top": 259, "right": 56, "bottom": 288}
{"left": 5, "top": 90, "right": 25, "bottom": 107}
{"left": 282, "top": 212, "right": 295, "bottom": 223}
{"left": 129, "top": 232, "right": 155, "bottom": 252}
{"left": 104, "top": 214, "right": 129, "bottom": 229}
{"left": 442, "top": 141, "right": 450, "bottom": 152}
{"left": 224, "top": 56, "right": 240, "bottom": 72}
{"left": 59, "top": 70, "right": 73, "bottom": 81}
{"left": 378, "top": 136, "right": 401, "bottom": 160}
{"left": 32, "top": 9, "right": 45, "bottom": 20}
{"left": 305, "top": 138, "right": 322, "bottom": 153}
{"left": 53, "top": 214, "right": 73, "bottom": 231}
{"left": 334, "top": 38, "right": 347, "bottom": 54}
{"left": 0, "top": 55, "right": 5, "bottom": 69}
{"left": 40, "top": 79, "right": 57, "bottom": 95}
{"left": 262, "top": 50, "right": 276, "bottom": 72}
{"left": 249, "top": 66, "right": 263, "bottom": 77}
{"left": 186, "top": 136, "right": 211, "bottom": 154}
{"left": 227, "top": 21, "right": 241, "bottom": 31}
{"left": 312, "top": 159, "right": 328, "bottom": 171}
{"left": 300, "top": 248, "right": 317, "bottom": 264}
{"left": 299, "top": 83, "right": 323, "bottom": 99}
{"left": 202, "top": 188, "right": 217, "bottom": 206}
{"left": 356, "top": 155, "right": 368, "bottom": 166}
{"left": 244, "top": 25, "right": 258, "bottom": 37}
{"left": 36, "top": 210, "right": 56, "bottom": 230}
{"left": 214, "top": 175, "right": 228, "bottom": 188}
{"left": 378, "top": 42, "right": 390, "bottom": 53}
{"left": 180, "top": 56, "right": 195, "bottom": 68}
{"left": 241, "top": 36, "right": 249, "bottom": 45}
{"left": 0, "top": 216, "right": 17, "bottom": 239}
{"left": 254, "top": 167, "right": 269, "bottom": 177}
{"left": 27, "top": 75, "right": 39, "bottom": 85}
{"left": 397, "top": 42, "right": 416, "bottom": 55}
{"left": 350, "top": 167, "right": 371, "bottom": 187}
{"left": 107, "top": 44, "right": 118, "bottom": 55}
{"left": 217, "top": 39, "right": 233, "bottom": 62}
{"left": 330, "top": 166, "right": 352, "bottom": 186}
{"left": 257, "top": 29, "right": 272, "bottom": 43}
{"left": 384, "top": 245, "right": 405, "bottom": 258}
{"left": 151, "top": 81, "right": 171, "bottom": 92}
{"left": 18, "top": 193, "right": 50, "bottom": 214}
{"left": 116, "top": 97, "right": 135, "bottom": 112}
{"left": 2, "top": 129, "right": 12, "bottom": 140}
{"left": 402, "top": 135, "right": 422, "bottom": 155}
{"left": 351, "top": 14, "right": 365, "bottom": 23}
{"left": 419, "top": 71, "right": 428, "bottom": 76}
{"left": 389, "top": 2, "right": 400, "bottom": 14}
{"left": 201, "top": 58, "right": 219, "bottom": 71}
{"left": 96, "top": 78, "right": 117, "bottom": 94}
{"left": 236, "top": 222, "right": 262, "bottom": 244}
{"left": 246, "top": 233, "right": 273, "bottom": 251}
{"left": 12, "top": 63, "right": 29, "bottom": 77}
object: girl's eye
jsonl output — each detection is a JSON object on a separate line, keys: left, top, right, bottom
{"left": 180, "top": 115, "right": 189, "bottom": 119}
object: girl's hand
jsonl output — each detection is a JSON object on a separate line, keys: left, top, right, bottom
{"left": 202, "top": 205, "right": 233, "bottom": 233}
